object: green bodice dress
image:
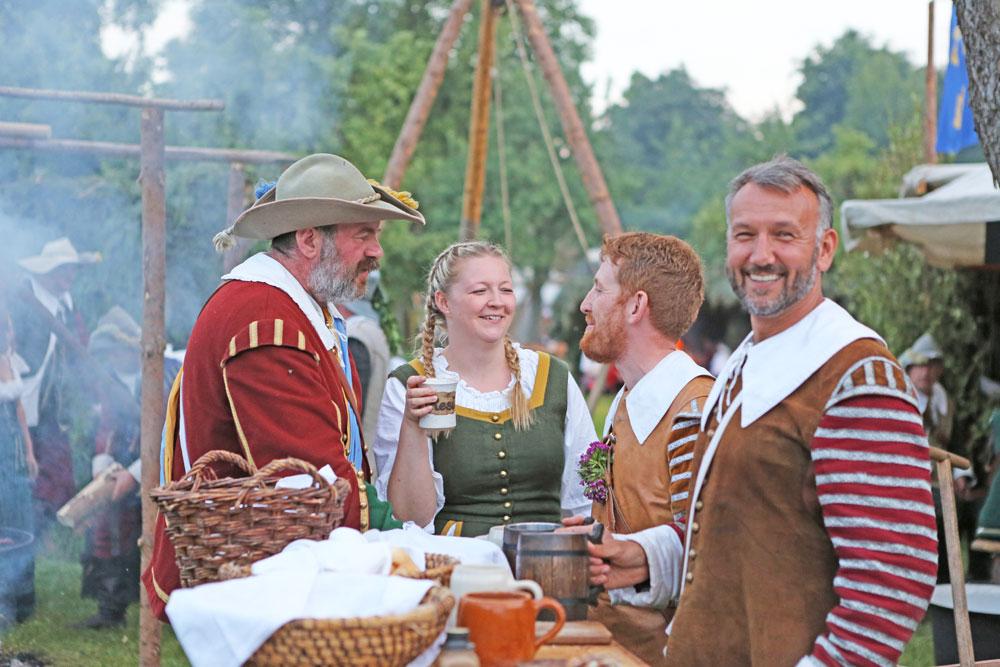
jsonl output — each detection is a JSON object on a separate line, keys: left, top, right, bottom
{"left": 389, "top": 352, "right": 569, "bottom": 537}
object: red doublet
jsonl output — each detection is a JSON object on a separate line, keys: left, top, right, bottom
{"left": 142, "top": 280, "right": 363, "bottom": 621}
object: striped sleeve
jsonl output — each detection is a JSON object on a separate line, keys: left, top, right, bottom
{"left": 807, "top": 394, "right": 937, "bottom": 667}
{"left": 666, "top": 398, "right": 703, "bottom": 523}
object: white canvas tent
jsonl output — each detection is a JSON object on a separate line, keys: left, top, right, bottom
{"left": 841, "top": 163, "right": 1000, "bottom": 268}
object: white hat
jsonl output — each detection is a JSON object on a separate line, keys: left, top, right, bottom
{"left": 899, "top": 332, "right": 944, "bottom": 368}
{"left": 18, "top": 237, "right": 102, "bottom": 275}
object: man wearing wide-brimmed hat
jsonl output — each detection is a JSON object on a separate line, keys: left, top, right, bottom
{"left": 12, "top": 238, "right": 100, "bottom": 522}
{"left": 77, "top": 306, "right": 181, "bottom": 629}
{"left": 143, "top": 153, "right": 424, "bottom": 621}
{"left": 900, "top": 332, "right": 990, "bottom": 582}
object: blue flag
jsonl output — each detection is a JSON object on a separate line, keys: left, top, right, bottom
{"left": 936, "top": 5, "right": 979, "bottom": 154}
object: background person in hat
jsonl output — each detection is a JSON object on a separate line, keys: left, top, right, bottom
{"left": 899, "top": 333, "right": 952, "bottom": 452}
{"left": 11, "top": 237, "right": 99, "bottom": 528}
{"left": 900, "top": 332, "right": 990, "bottom": 582}
{"left": 142, "top": 153, "right": 424, "bottom": 622}
{"left": 75, "top": 307, "right": 180, "bottom": 629}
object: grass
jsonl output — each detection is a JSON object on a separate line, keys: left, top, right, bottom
{"left": 591, "top": 394, "right": 613, "bottom": 432}
{"left": 0, "top": 526, "right": 189, "bottom": 666}
{"left": 900, "top": 619, "right": 935, "bottom": 667}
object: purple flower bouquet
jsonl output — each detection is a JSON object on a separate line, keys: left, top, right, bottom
{"left": 578, "top": 439, "right": 612, "bottom": 503}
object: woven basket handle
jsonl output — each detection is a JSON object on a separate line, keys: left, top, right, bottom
{"left": 254, "top": 457, "right": 327, "bottom": 487}
{"left": 232, "top": 457, "right": 330, "bottom": 508}
{"left": 181, "top": 450, "right": 257, "bottom": 492}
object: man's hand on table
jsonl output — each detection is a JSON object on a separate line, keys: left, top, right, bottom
{"left": 559, "top": 516, "right": 650, "bottom": 590}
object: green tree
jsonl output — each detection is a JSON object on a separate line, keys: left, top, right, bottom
{"left": 825, "top": 110, "right": 996, "bottom": 468}
{"left": 153, "top": 0, "right": 599, "bottom": 343}
{"left": 0, "top": 0, "right": 157, "bottom": 328}
{"left": 792, "top": 30, "right": 923, "bottom": 155}
{"left": 597, "top": 68, "right": 749, "bottom": 237}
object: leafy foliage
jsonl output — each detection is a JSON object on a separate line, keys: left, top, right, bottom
{"left": 822, "top": 111, "right": 998, "bottom": 469}
{"left": 792, "top": 30, "right": 924, "bottom": 155}
{"left": 597, "top": 68, "right": 747, "bottom": 237}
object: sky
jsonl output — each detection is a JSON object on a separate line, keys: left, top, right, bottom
{"left": 103, "top": 0, "right": 954, "bottom": 121}
{"left": 577, "top": 0, "right": 953, "bottom": 120}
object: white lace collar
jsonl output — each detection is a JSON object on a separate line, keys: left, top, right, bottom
{"left": 29, "top": 278, "right": 72, "bottom": 316}
{"left": 703, "top": 299, "right": 882, "bottom": 429}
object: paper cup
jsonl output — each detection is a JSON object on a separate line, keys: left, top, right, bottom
{"left": 419, "top": 373, "right": 458, "bottom": 431}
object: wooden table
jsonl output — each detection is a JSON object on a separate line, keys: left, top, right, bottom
{"left": 534, "top": 640, "right": 649, "bottom": 666}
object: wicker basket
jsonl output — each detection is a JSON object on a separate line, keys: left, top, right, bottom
{"left": 247, "top": 586, "right": 454, "bottom": 667}
{"left": 150, "top": 450, "right": 350, "bottom": 588}
{"left": 420, "top": 553, "right": 459, "bottom": 587}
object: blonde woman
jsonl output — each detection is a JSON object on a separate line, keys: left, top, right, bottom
{"left": 374, "top": 242, "right": 595, "bottom": 536}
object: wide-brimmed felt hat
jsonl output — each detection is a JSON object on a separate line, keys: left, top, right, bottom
{"left": 18, "top": 237, "right": 102, "bottom": 274}
{"left": 89, "top": 306, "right": 141, "bottom": 356}
{"left": 213, "top": 153, "right": 424, "bottom": 251}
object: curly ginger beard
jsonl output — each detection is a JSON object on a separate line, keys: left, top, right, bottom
{"left": 308, "top": 231, "right": 379, "bottom": 304}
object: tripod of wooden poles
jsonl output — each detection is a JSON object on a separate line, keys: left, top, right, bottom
{"left": 380, "top": 0, "right": 622, "bottom": 242}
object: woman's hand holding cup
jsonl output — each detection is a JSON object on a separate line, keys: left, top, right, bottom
{"left": 402, "top": 374, "right": 438, "bottom": 426}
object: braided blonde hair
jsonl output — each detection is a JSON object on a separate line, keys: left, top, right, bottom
{"left": 418, "top": 241, "right": 534, "bottom": 431}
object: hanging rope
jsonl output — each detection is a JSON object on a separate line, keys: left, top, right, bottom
{"left": 493, "top": 66, "right": 514, "bottom": 255}
{"left": 504, "top": 0, "right": 591, "bottom": 259}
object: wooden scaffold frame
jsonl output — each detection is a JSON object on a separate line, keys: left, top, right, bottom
{"left": 0, "top": 84, "right": 297, "bottom": 666}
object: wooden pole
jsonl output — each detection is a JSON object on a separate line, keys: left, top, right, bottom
{"left": 0, "top": 136, "right": 297, "bottom": 164}
{"left": 930, "top": 446, "right": 971, "bottom": 470}
{"left": 383, "top": 0, "right": 474, "bottom": 190}
{"left": 0, "top": 85, "right": 223, "bottom": 111}
{"left": 222, "top": 162, "right": 253, "bottom": 272}
{"left": 512, "top": 0, "right": 622, "bottom": 237}
{"left": 937, "top": 457, "right": 976, "bottom": 667}
{"left": 460, "top": 0, "right": 500, "bottom": 241}
{"left": 139, "top": 107, "right": 166, "bottom": 667}
{"left": 925, "top": 0, "right": 938, "bottom": 164}
{"left": 0, "top": 121, "right": 51, "bottom": 139}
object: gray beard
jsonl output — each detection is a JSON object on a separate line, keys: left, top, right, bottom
{"left": 728, "top": 246, "right": 819, "bottom": 317}
{"left": 308, "top": 235, "right": 364, "bottom": 304}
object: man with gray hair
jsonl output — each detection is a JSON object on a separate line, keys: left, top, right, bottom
{"left": 143, "top": 154, "right": 423, "bottom": 621}
{"left": 588, "top": 156, "right": 936, "bottom": 665}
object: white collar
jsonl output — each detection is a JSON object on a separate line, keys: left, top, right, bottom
{"left": 29, "top": 278, "right": 71, "bottom": 316}
{"left": 917, "top": 382, "right": 949, "bottom": 418}
{"left": 605, "top": 350, "right": 712, "bottom": 445}
{"left": 222, "top": 253, "right": 340, "bottom": 351}
{"left": 702, "top": 299, "right": 883, "bottom": 429}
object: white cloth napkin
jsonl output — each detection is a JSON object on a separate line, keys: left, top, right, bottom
{"left": 364, "top": 524, "right": 511, "bottom": 575}
{"left": 166, "top": 528, "right": 434, "bottom": 667}
{"left": 252, "top": 528, "right": 393, "bottom": 577}
{"left": 273, "top": 463, "right": 337, "bottom": 489}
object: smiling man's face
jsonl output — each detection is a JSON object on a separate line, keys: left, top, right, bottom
{"left": 725, "top": 183, "right": 827, "bottom": 318}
